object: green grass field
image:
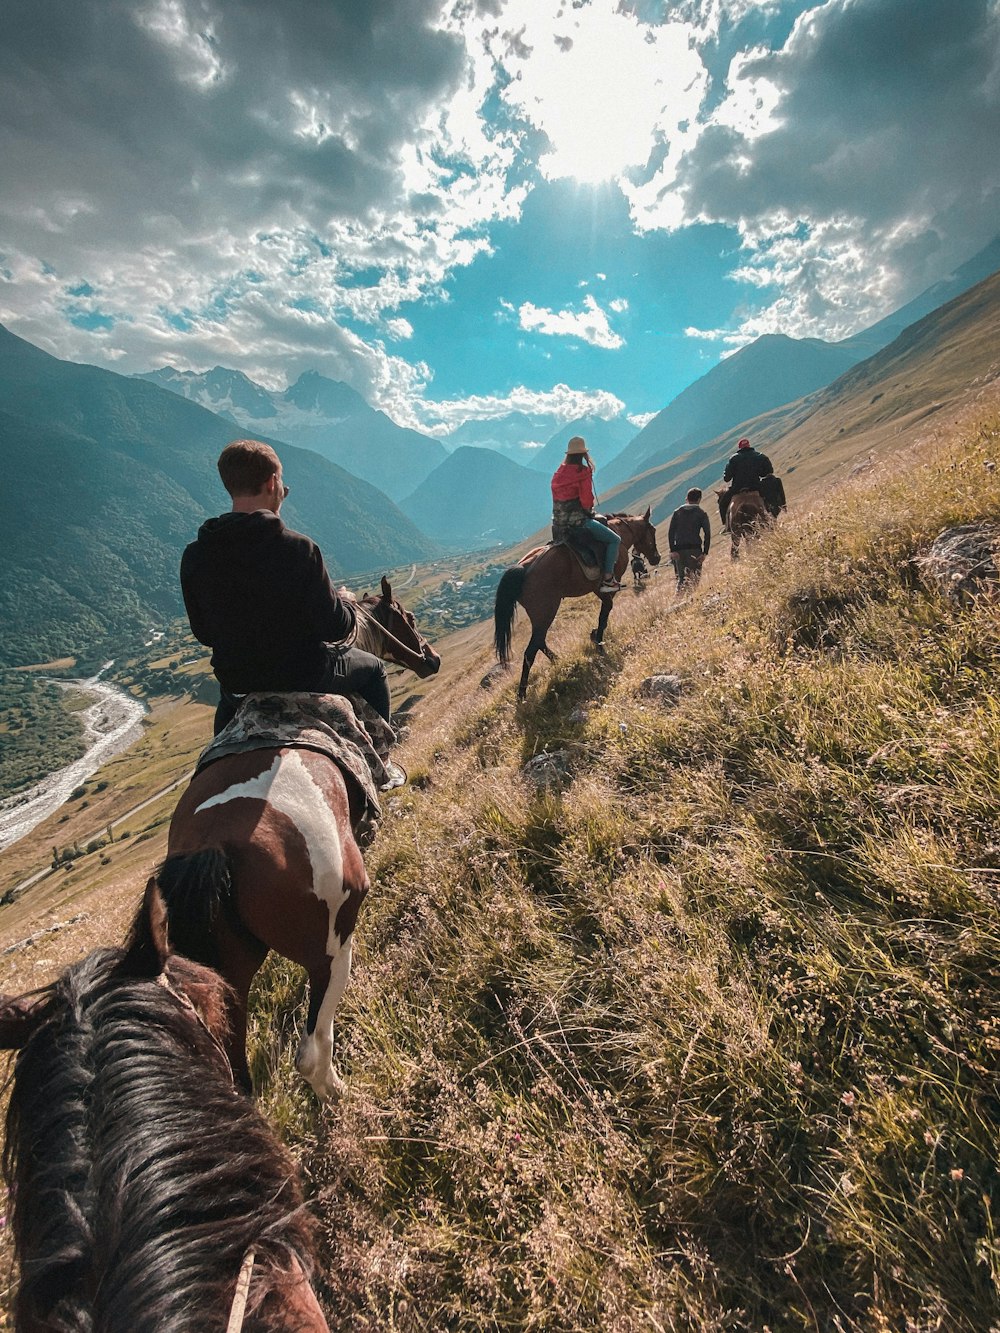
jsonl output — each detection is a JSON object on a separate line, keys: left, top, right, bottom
{"left": 245, "top": 407, "right": 1000, "bottom": 1331}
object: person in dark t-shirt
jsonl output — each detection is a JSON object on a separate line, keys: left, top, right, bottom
{"left": 181, "top": 438, "right": 391, "bottom": 736}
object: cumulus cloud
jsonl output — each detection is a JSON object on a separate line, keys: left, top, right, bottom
{"left": 629, "top": 0, "right": 1000, "bottom": 337}
{"left": 0, "top": 0, "right": 520, "bottom": 406}
{"left": 518, "top": 294, "right": 624, "bottom": 348}
{"left": 413, "top": 382, "right": 626, "bottom": 433}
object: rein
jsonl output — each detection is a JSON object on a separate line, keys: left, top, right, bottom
{"left": 226, "top": 1248, "right": 257, "bottom": 1333}
{"left": 359, "top": 599, "right": 427, "bottom": 667}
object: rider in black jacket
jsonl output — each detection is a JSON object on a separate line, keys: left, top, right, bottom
{"left": 181, "top": 439, "right": 391, "bottom": 735}
{"left": 723, "top": 437, "right": 774, "bottom": 493}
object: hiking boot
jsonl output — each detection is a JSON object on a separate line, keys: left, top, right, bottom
{"left": 598, "top": 578, "right": 622, "bottom": 594}
{"left": 380, "top": 760, "right": 408, "bottom": 790}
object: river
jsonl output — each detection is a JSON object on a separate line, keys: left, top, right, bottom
{"left": 0, "top": 667, "right": 146, "bottom": 853}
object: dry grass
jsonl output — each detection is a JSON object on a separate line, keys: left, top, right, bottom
{"left": 250, "top": 408, "right": 1000, "bottom": 1331}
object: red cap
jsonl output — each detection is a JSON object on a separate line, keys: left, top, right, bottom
{"left": 737, "top": 437, "right": 751, "bottom": 449}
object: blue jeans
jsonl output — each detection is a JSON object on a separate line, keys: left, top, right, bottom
{"left": 581, "top": 518, "right": 621, "bottom": 577}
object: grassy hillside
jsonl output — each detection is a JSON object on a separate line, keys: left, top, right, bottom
{"left": 605, "top": 266, "right": 1000, "bottom": 530}
{"left": 242, "top": 406, "right": 1000, "bottom": 1330}
{"left": 1, "top": 399, "right": 998, "bottom": 1328}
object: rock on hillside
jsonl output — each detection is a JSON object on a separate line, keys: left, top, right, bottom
{"left": 399, "top": 446, "right": 552, "bottom": 550}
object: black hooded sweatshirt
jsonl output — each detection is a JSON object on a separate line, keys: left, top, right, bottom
{"left": 180, "top": 510, "right": 355, "bottom": 694}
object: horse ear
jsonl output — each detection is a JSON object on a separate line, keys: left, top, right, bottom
{"left": 643, "top": 506, "right": 651, "bottom": 522}
{"left": 0, "top": 993, "right": 51, "bottom": 1050}
{"left": 119, "top": 877, "right": 171, "bottom": 978}
{"left": 380, "top": 575, "right": 392, "bottom": 601}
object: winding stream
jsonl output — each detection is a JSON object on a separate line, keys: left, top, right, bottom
{"left": 0, "top": 667, "right": 146, "bottom": 852}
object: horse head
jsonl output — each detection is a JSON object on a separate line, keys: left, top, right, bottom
{"left": 362, "top": 575, "right": 441, "bottom": 678}
{"left": 627, "top": 507, "right": 661, "bottom": 566}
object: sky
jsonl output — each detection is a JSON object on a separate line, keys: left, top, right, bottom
{"left": 1, "top": 0, "right": 999, "bottom": 439}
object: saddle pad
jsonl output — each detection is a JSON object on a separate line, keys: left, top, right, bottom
{"left": 546, "top": 540, "right": 601, "bottom": 582}
{"left": 196, "top": 692, "right": 393, "bottom": 832}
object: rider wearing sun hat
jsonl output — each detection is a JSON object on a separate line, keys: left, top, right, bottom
{"left": 550, "top": 436, "right": 622, "bottom": 594}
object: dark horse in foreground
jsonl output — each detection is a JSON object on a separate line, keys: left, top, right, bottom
{"left": 137, "top": 578, "right": 440, "bottom": 1101}
{"left": 495, "top": 510, "right": 661, "bottom": 699}
{"left": 0, "top": 886, "right": 329, "bottom": 1332}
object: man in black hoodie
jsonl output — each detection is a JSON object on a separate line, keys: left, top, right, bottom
{"left": 668, "top": 487, "right": 711, "bottom": 593}
{"left": 181, "top": 439, "right": 391, "bottom": 736}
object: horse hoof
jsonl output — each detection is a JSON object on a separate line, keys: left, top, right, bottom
{"left": 593, "top": 643, "right": 605, "bottom": 656}
{"left": 296, "top": 1038, "right": 347, "bottom": 1100}
{"left": 303, "top": 1062, "right": 347, "bottom": 1102}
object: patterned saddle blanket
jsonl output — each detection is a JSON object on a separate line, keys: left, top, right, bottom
{"left": 196, "top": 692, "right": 393, "bottom": 834}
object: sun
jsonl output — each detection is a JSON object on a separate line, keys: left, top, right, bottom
{"left": 500, "top": 4, "right": 704, "bottom": 186}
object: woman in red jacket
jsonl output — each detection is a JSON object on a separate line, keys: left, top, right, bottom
{"left": 550, "top": 436, "right": 622, "bottom": 593}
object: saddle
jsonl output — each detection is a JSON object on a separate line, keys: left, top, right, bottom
{"left": 556, "top": 534, "right": 602, "bottom": 581}
{"left": 196, "top": 692, "right": 393, "bottom": 834}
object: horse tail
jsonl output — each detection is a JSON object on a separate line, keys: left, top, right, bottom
{"left": 494, "top": 566, "right": 527, "bottom": 665}
{"left": 153, "top": 847, "right": 235, "bottom": 971}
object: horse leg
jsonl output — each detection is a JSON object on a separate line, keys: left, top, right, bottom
{"left": 590, "top": 594, "right": 614, "bottom": 652}
{"left": 214, "top": 923, "right": 268, "bottom": 1094}
{"left": 518, "top": 621, "right": 556, "bottom": 700}
{"left": 295, "top": 873, "right": 369, "bottom": 1100}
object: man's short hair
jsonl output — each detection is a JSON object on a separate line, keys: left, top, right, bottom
{"left": 687, "top": 487, "right": 702, "bottom": 503}
{"left": 218, "top": 439, "right": 280, "bottom": 496}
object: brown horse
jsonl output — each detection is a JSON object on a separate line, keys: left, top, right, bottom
{"left": 494, "top": 509, "right": 661, "bottom": 699}
{"left": 0, "top": 884, "right": 329, "bottom": 1331}
{"left": 133, "top": 581, "right": 440, "bottom": 1101}
{"left": 723, "top": 489, "right": 771, "bottom": 560}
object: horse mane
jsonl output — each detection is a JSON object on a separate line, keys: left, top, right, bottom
{"left": 3, "top": 947, "right": 315, "bottom": 1332}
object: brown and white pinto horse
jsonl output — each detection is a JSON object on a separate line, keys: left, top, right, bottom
{"left": 136, "top": 578, "right": 440, "bottom": 1101}
{"left": 494, "top": 510, "right": 661, "bottom": 700}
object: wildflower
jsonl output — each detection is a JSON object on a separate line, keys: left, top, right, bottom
{"left": 950, "top": 1168, "right": 964, "bottom": 1182}
{"left": 841, "top": 1090, "right": 856, "bottom": 1110}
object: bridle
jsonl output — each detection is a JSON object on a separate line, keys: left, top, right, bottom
{"left": 361, "top": 598, "right": 430, "bottom": 671}
{"left": 612, "top": 514, "right": 653, "bottom": 558}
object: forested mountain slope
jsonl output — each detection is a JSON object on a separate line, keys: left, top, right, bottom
{"left": 0, "top": 324, "right": 440, "bottom": 665}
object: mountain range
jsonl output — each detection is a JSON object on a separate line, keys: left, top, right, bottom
{"left": 399, "top": 447, "right": 554, "bottom": 549}
{"left": 602, "top": 235, "right": 1000, "bottom": 491}
{"left": 138, "top": 366, "right": 448, "bottom": 502}
{"left": 0, "top": 326, "right": 440, "bottom": 667}
{"left": 603, "top": 262, "right": 1000, "bottom": 528}
{"left": 3, "top": 232, "right": 999, "bottom": 667}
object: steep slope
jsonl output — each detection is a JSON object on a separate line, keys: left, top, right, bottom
{"left": 605, "top": 234, "right": 1000, "bottom": 493}
{"left": 0, "top": 325, "right": 441, "bottom": 665}
{"left": 602, "top": 333, "right": 864, "bottom": 489}
{"left": 605, "top": 265, "right": 1000, "bottom": 527}
{"left": 399, "top": 446, "right": 552, "bottom": 549}
{"left": 138, "top": 365, "right": 446, "bottom": 501}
